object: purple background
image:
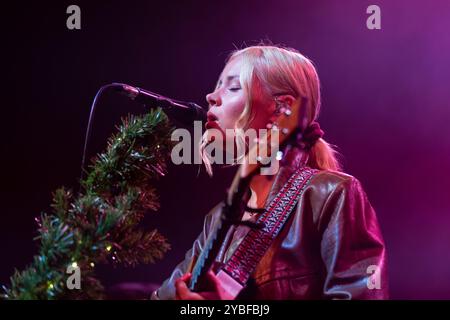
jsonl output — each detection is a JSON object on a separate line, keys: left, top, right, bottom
{"left": 2, "top": 0, "right": 450, "bottom": 299}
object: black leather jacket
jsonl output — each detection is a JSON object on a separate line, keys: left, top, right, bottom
{"left": 154, "top": 146, "right": 388, "bottom": 299}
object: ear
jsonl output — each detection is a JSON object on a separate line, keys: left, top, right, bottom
{"left": 269, "top": 94, "right": 298, "bottom": 122}
{"left": 274, "top": 94, "right": 297, "bottom": 109}
{"left": 267, "top": 94, "right": 303, "bottom": 143}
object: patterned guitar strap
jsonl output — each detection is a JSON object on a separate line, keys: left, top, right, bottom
{"left": 215, "top": 166, "right": 318, "bottom": 299}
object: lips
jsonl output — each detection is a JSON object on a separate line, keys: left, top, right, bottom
{"left": 205, "top": 112, "right": 220, "bottom": 130}
{"left": 205, "top": 121, "right": 221, "bottom": 130}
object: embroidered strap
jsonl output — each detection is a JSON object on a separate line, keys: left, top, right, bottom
{"left": 220, "top": 166, "right": 318, "bottom": 286}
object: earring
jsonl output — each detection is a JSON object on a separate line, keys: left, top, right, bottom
{"left": 272, "top": 99, "right": 291, "bottom": 135}
{"left": 275, "top": 104, "right": 283, "bottom": 115}
{"left": 266, "top": 120, "right": 290, "bottom": 135}
{"left": 274, "top": 99, "right": 292, "bottom": 116}
{"left": 266, "top": 121, "right": 279, "bottom": 130}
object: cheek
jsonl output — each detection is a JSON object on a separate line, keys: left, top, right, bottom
{"left": 247, "top": 98, "right": 272, "bottom": 130}
{"left": 220, "top": 96, "right": 246, "bottom": 129}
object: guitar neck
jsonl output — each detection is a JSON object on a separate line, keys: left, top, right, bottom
{"left": 189, "top": 171, "right": 253, "bottom": 292}
{"left": 189, "top": 215, "right": 231, "bottom": 292}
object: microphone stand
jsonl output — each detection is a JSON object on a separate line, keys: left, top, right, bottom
{"left": 79, "top": 83, "right": 205, "bottom": 190}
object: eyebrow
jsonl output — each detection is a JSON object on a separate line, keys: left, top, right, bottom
{"left": 216, "top": 75, "right": 240, "bottom": 88}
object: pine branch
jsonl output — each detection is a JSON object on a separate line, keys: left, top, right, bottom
{"left": 2, "top": 108, "right": 174, "bottom": 300}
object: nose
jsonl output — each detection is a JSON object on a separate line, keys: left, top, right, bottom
{"left": 206, "top": 90, "right": 221, "bottom": 108}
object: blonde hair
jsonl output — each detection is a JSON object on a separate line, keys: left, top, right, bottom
{"left": 200, "top": 44, "right": 342, "bottom": 175}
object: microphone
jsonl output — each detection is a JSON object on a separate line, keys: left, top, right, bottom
{"left": 80, "top": 82, "right": 205, "bottom": 184}
{"left": 113, "top": 83, "right": 207, "bottom": 124}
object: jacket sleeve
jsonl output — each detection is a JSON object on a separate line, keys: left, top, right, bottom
{"left": 151, "top": 202, "right": 222, "bottom": 300}
{"left": 318, "top": 176, "right": 388, "bottom": 299}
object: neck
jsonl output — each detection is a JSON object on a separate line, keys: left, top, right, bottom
{"left": 248, "top": 173, "right": 275, "bottom": 208}
{"left": 242, "top": 144, "right": 310, "bottom": 209}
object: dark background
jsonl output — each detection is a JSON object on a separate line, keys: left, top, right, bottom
{"left": 1, "top": 0, "right": 450, "bottom": 299}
